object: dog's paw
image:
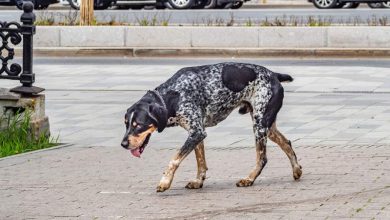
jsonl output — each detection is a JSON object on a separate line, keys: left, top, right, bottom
{"left": 156, "top": 183, "right": 170, "bottom": 192}
{"left": 293, "top": 165, "right": 302, "bottom": 180}
{"left": 185, "top": 180, "right": 203, "bottom": 189}
{"left": 236, "top": 178, "right": 254, "bottom": 187}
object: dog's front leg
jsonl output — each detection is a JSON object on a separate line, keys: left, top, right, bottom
{"left": 185, "top": 141, "right": 208, "bottom": 189}
{"left": 157, "top": 131, "right": 206, "bottom": 192}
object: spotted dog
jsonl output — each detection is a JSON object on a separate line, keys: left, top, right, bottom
{"left": 121, "top": 62, "right": 302, "bottom": 192}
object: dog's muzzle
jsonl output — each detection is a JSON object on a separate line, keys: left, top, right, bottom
{"left": 122, "top": 126, "right": 156, "bottom": 158}
{"left": 121, "top": 139, "right": 129, "bottom": 149}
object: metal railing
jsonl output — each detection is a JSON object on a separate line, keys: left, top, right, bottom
{"left": 0, "top": 2, "right": 44, "bottom": 95}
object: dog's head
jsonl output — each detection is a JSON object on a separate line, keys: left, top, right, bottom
{"left": 121, "top": 99, "right": 168, "bottom": 158}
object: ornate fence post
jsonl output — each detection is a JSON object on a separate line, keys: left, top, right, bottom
{"left": 0, "top": 2, "right": 50, "bottom": 139}
{"left": 10, "top": 2, "right": 44, "bottom": 95}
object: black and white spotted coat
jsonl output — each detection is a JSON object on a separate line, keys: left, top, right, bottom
{"left": 155, "top": 62, "right": 288, "bottom": 156}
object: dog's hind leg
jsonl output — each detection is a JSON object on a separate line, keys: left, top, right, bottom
{"left": 237, "top": 99, "right": 269, "bottom": 187}
{"left": 236, "top": 133, "right": 267, "bottom": 187}
{"left": 185, "top": 141, "right": 208, "bottom": 189}
{"left": 268, "top": 123, "right": 302, "bottom": 180}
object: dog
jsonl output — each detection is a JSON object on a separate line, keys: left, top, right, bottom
{"left": 121, "top": 62, "right": 302, "bottom": 192}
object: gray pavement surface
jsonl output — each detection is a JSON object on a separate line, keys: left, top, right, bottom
{"left": 1, "top": 58, "right": 390, "bottom": 219}
{"left": 1, "top": 8, "right": 390, "bottom": 25}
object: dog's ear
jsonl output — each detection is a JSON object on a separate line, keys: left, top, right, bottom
{"left": 148, "top": 104, "right": 168, "bottom": 133}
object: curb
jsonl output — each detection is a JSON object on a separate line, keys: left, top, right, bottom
{"left": 32, "top": 27, "right": 390, "bottom": 52}
{"left": 25, "top": 47, "right": 390, "bottom": 58}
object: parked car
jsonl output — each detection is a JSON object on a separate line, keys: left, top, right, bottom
{"left": 0, "top": 0, "right": 58, "bottom": 9}
{"left": 308, "top": 0, "right": 389, "bottom": 9}
{"left": 367, "top": 1, "right": 390, "bottom": 7}
{"left": 63, "top": 0, "right": 247, "bottom": 9}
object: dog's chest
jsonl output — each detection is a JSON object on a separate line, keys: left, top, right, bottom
{"left": 204, "top": 113, "right": 230, "bottom": 127}
{"left": 167, "top": 117, "right": 179, "bottom": 127}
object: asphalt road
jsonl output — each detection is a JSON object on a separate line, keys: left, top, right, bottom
{"left": 1, "top": 8, "right": 389, "bottom": 25}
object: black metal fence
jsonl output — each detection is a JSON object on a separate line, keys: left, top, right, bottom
{"left": 0, "top": 2, "right": 44, "bottom": 95}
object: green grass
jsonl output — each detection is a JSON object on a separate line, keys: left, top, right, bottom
{"left": 0, "top": 110, "right": 58, "bottom": 158}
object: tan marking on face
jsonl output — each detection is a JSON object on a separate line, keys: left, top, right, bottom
{"left": 128, "top": 125, "right": 156, "bottom": 148}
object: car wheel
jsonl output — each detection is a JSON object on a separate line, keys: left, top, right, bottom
{"left": 343, "top": 2, "right": 359, "bottom": 8}
{"left": 382, "top": 2, "right": 390, "bottom": 8}
{"left": 204, "top": 0, "right": 217, "bottom": 8}
{"left": 168, "top": 0, "right": 195, "bottom": 9}
{"left": 231, "top": 1, "right": 243, "bottom": 9}
{"left": 367, "top": 2, "right": 382, "bottom": 8}
{"left": 68, "top": 0, "right": 80, "bottom": 10}
{"left": 312, "top": 0, "right": 338, "bottom": 9}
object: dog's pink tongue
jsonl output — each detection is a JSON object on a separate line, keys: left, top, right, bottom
{"left": 130, "top": 149, "right": 141, "bottom": 158}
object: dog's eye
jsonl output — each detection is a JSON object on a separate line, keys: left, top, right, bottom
{"left": 132, "top": 122, "right": 141, "bottom": 128}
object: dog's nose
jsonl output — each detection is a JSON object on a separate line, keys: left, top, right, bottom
{"left": 121, "top": 140, "right": 129, "bottom": 149}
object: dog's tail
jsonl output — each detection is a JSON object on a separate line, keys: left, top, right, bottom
{"left": 274, "top": 72, "right": 294, "bottom": 83}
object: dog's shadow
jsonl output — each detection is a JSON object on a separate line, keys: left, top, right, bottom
{"left": 155, "top": 176, "right": 303, "bottom": 197}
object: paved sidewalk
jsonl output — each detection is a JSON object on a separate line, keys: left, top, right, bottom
{"left": 0, "top": 58, "right": 390, "bottom": 219}
{"left": 1, "top": 143, "right": 389, "bottom": 219}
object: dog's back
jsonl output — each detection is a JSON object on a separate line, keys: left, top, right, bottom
{"left": 157, "top": 62, "right": 289, "bottom": 127}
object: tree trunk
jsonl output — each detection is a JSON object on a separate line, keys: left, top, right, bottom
{"left": 80, "top": 0, "right": 94, "bottom": 26}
